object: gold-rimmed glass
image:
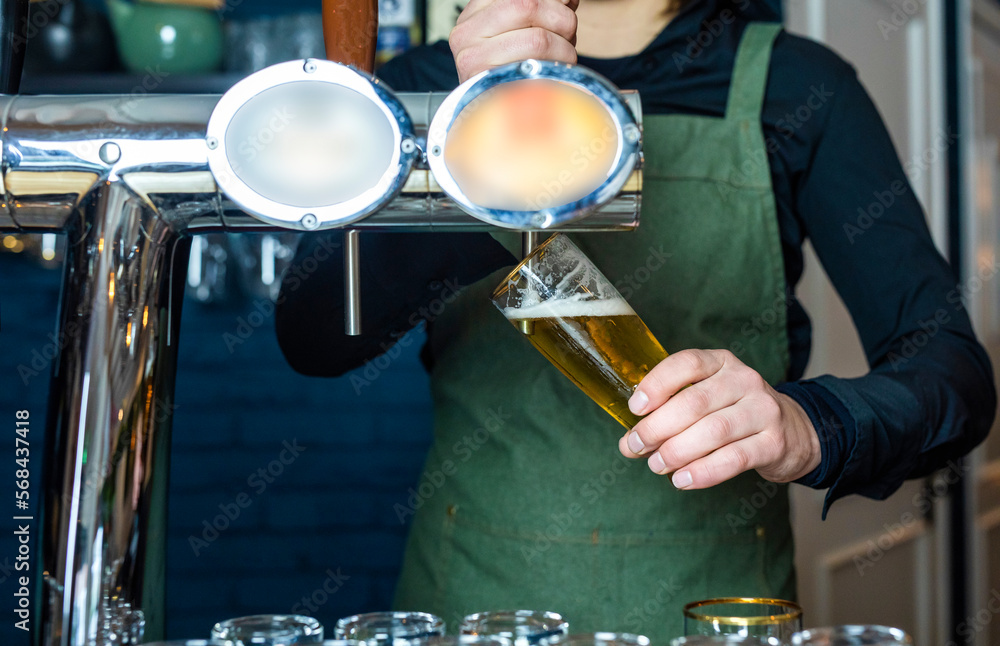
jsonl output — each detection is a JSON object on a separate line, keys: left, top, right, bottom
{"left": 683, "top": 598, "right": 802, "bottom": 640}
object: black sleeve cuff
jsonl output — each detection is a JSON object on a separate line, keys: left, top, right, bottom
{"left": 776, "top": 379, "right": 856, "bottom": 518}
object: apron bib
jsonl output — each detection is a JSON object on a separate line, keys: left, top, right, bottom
{"left": 394, "top": 24, "right": 794, "bottom": 642}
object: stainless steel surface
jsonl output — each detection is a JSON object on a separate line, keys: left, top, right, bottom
{"left": 344, "top": 229, "right": 362, "bottom": 336}
{"left": 0, "top": 60, "right": 645, "bottom": 646}
{"left": 2, "top": 90, "right": 640, "bottom": 235}
{"left": 2, "top": 93, "right": 219, "bottom": 234}
{"left": 37, "top": 181, "right": 187, "bottom": 646}
{"left": 521, "top": 231, "right": 540, "bottom": 259}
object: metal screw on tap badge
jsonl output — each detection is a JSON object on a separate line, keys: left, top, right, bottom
{"left": 206, "top": 137, "right": 218, "bottom": 150}
{"left": 303, "top": 59, "right": 318, "bottom": 74}
{"left": 624, "top": 124, "right": 640, "bottom": 143}
{"left": 401, "top": 138, "right": 416, "bottom": 154}
{"left": 300, "top": 213, "right": 319, "bottom": 229}
{"left": 519, "top": 60, "right": 540, "bottom": 76}
{"left": 430, "top": 145, "right": 442, "bottom": 157}
{"left": 99, "top": 142, "right": 121, "bottom": 164}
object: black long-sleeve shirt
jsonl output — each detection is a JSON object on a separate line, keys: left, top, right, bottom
{"left": 275, "top": 0, "right": 995, "bottom": 515}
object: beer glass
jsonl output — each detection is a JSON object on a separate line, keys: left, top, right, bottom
{"left": 211, "top": 614, "right": 323, "bottom": 645}
{"left": 334, "top": 611, "right": 446, "bottom": 644}
{"left": 683, "top": 598, "right": 802, "bottom": 641}
{"left": 492, "top": 234, "right": 669, "bottom": 429}
{"left": 461, "top": 610, "right": 568, "bottom": 645}
{"left": 790, "top": 626, "right": 913, "bottom": 645}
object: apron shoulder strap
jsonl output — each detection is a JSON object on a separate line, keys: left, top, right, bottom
{"left": 725, "top": 22, "right": 783, "bottom": 122}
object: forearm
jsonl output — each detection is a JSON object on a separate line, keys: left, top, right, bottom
{"left": 779, "top": 328, "right": 995, "bottom": 517}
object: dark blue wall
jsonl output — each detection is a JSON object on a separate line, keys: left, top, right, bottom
{"left": 0, "top": 253, "right": 58, "bottom": 646}
{"left": 0, "top": 247, "right": 433, "bottom": 643}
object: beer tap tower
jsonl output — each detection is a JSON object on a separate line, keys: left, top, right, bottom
{"left": 0, "top": 0, "right": 644, "bottom": 643}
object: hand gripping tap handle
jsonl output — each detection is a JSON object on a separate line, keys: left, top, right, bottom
{"left": 323, "top": 0, "right": 378, "bottom": 335}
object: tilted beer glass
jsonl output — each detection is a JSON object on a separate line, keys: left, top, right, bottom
{"left": 492, "top": 234, "right": 668, "bottom": 429}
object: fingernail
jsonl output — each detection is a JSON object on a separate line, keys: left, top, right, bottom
{"left": 627, "top": 431, "right": 645, "bottom": 454}
{"left": 672, "top": 470, "right": 693, "bottom": 489}
{"left": 628, "top": 389, "right": 648, "bottom": 415}
{"left": 648, "top": 452, "right": 666, "bottom": 474}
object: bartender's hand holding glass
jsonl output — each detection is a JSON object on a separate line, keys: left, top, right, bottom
{"left": 619, "top": 349, "right": 822, "bottom": 490}
{"left": 494, "top": 235, "right": 823, "bottom": 492}
{"left": 449, "top": 0, "right": 579, "bottom": 82}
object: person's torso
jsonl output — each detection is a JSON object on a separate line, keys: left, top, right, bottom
{"left": 394, "top": 23, "right": 798, "bottom": 640}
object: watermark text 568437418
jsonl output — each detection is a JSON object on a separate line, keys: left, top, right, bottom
{"left": 12, "top": 409, "right": 33, "bottom": 632}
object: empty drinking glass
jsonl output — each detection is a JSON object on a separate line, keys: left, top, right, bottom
{"left": 211, "top": 614, "right": 324, "bottom": 645}
{"left": 670, "top": 637, "right": 783, "bottom": 646}
{"left": 334, "top": 611, "right": 446, "bottom": 644}
{"left": 424, "top": 637, "right": 514, "bottom": 646}
{"left": 790, "top": 626, "right": 913, "bottom": 645}
{"left": 542, "top": 633, "right": 650, "bottom": 646}
{"left": 461, "top": 610, "right": 568, "bottom": 646}
{"left": 683, "top": 598, "right": 802, "bottom": 641}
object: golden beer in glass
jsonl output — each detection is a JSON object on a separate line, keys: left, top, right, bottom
{"left": 492, "top": 234, "right": 668, "bottom": 429}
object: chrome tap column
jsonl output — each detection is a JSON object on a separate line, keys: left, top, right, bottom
{"left": 0, "top": 58, "right": 644, "bottom": 646}
{"left": 4, "top": 92, "right": 224, "bottom": 646}
{"left": 39, "top": 182, "right": 189, "bottom": 645}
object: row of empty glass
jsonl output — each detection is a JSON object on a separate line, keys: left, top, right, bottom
{"left": 141, "top": 598, "right": 913, "bottom": 645}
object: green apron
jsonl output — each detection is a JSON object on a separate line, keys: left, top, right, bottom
{"left": 394, "top": 24, "right": 795, "bottom": 642}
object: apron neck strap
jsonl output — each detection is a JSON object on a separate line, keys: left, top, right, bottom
{"left": 725, "top": 22, "right": 782, "bottom": 122}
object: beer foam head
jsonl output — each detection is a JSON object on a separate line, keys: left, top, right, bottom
{"left": 503, "top": 296, "right": 635, "bottom": 320}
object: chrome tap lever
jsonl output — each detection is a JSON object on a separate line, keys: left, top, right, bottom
{"left": 521, "top": 231, "right": 541, "bottom": 259}
{"left": 345, "top": 229, "right": 362, "bottom": 336}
